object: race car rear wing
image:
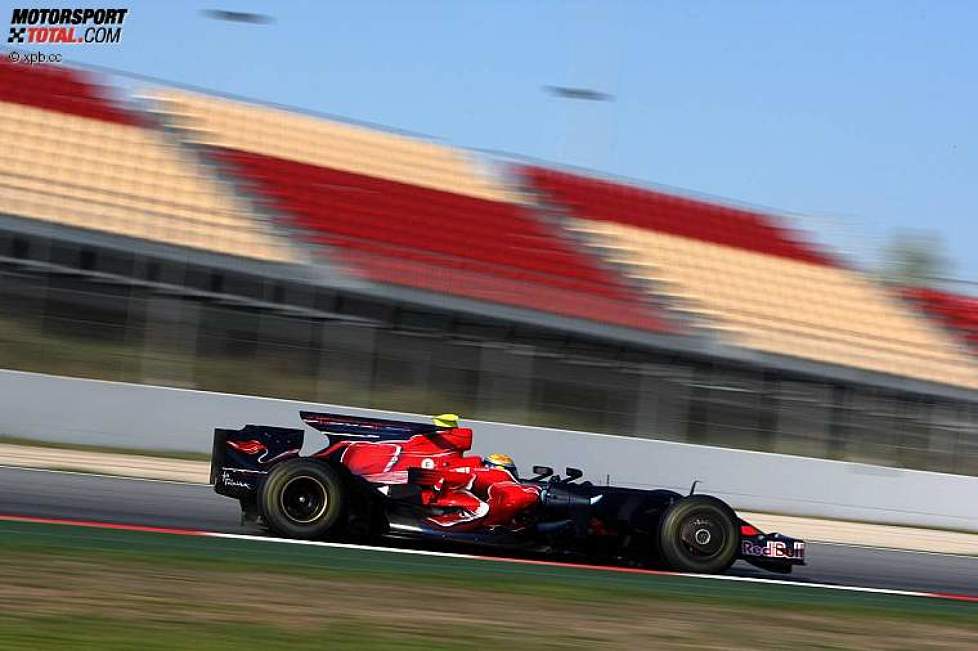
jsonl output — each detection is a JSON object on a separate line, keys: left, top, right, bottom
{"left": 300, "top": 411, "right": 438, "bottom": 439}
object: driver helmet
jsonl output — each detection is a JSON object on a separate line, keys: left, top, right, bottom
{"left": 484, "top": 452, "right": 518, "bottom": 478}
{"left": 432, "top": 413, "right": 460, "bottom": 429}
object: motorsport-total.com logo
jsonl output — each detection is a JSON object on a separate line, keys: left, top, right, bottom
{"left": 8, "top": 7, "right": 129, "bottom": 45}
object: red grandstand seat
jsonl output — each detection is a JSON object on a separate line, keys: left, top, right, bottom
{"left": 521, "top": 165, "right": 835, "bottom": 266}
{"left": 903, "top": 287, "right": 978, "bottom": 354}
{"left": 209, "top": 147, "right": 672, "bottom": 332}
{"left": 0, "top": 58, "right": 138, "bottom": 126}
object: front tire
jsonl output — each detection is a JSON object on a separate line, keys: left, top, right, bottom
{"left": 260, "top": 460, "right": 346, "bottom": 539}
{"left": 658, "top": 495, "right": 738, "bottom": 574}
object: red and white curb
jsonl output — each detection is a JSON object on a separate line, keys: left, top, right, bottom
{"left": 1, "top": 514, "right": 976, "bottom": 604}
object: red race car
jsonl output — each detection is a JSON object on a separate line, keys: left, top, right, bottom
{"left": 211, "top": 411, "right": 806, "bottom": 574}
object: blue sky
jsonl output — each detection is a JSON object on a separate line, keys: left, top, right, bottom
{"left": 6, "top": 1, "right": 977, "bottom": 281}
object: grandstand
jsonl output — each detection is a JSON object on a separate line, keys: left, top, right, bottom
{"left": 523, "top": 167, "right": 978, "bottom": 389}
{"left": 147, "top": 90, "right": 671, "bottom": 333}
{"left": 1, "top": 59, "right": 976, "bottom": 475}
{"left": 0, "top": 60, "right": 291, "bottom": 262}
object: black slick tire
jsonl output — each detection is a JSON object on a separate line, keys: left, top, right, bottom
{"left": 260, "top": 459, "right": 346, "bottom": 539}
{"left": 658, "top": 495, "right": 738, "bottom": 573}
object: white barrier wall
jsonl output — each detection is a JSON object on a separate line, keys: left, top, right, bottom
{"left": 0, "top": 369, "right": 975, "bottom": 532}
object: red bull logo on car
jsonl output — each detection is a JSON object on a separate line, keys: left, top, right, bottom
{"left": 742, "top": 539, "right": 806, "bottom": 559}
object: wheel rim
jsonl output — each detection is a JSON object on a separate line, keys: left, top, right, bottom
{"left": 280, "top": 475, "right": 329, "bottom": 524}
{"left": 678, "top": 511, "right": 726, "bottom": 559}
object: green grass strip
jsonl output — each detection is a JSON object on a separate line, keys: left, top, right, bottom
{"left": 0, "top": 519, "right": 974, "bottom": 623}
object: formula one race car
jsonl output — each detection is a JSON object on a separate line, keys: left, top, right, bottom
{"left": 211, "top": 411, "right": 806, "bottom": 574}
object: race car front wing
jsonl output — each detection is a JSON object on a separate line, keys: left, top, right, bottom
{"left": 738, "top": 521, "right": 806, "bottom": 573}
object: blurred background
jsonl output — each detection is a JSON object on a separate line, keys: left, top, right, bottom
{"left": 2, "top": 5, "right": 978, "bottom": 648}
{"left": 0, "top": 0, "right": 977, "bottom": 478}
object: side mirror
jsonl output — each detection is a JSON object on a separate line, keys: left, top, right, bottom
{"left": 531, "top": 465, "right": 553, "bottom": 480}
{"left": 564, "top": 467, "right": 583, "bottom": 483}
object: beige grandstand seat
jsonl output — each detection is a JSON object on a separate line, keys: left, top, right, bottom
{"left": 0, "top": 101, "right": 292, "bottom": 262}
{"left": 568, "top": 219, "right": 978, "bottom": 388}
{"left": 147, "top": 89, "right": 514, "bottom": 202}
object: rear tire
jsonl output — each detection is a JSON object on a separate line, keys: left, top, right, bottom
{"left": 658, "top": 495, "right": 738, "bottom": 574}
{"left": 260, "top": 460, "right": 346, "bottom": 539}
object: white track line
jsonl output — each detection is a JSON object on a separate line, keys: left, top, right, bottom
{"left": 210, "top": 532, "right": 482, "bottom": 560}
{"left": 205, "top": 531, "right": 976, "bottom": 601}
{"left": 2, "top": 514, "right": 976, "bottom": 602}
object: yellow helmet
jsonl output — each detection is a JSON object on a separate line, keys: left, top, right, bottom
{"left": 432, "top": 413, "right": 460, "bottom": 429}
{"left": 484, "top": 453, "right": 517, "bottom": 476}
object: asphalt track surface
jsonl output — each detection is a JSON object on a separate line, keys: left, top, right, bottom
{"left": 1, "top": 466, "right": 976, "bottom": 597}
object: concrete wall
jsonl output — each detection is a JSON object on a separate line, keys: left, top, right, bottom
{"left": 1, "top": 369, "right": 975, "bottom": 532}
